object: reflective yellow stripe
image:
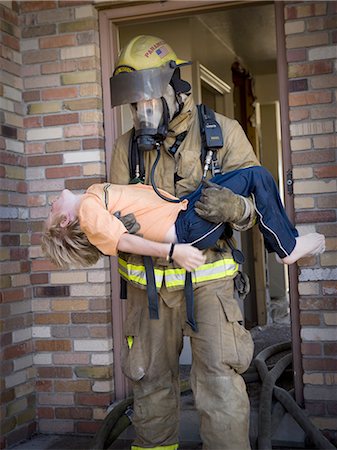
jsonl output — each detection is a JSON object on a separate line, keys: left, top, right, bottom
{"left": 118, "top": 257, "right": 163, "bottom": 288}
{"left": 127, "top": 336, "right": 133, "bottom": 349}
{"left": 118, "top": 256, "right": 238, "bottom": 289}
{"left": 131, "top": 445, "right": 178, "bottom": 450}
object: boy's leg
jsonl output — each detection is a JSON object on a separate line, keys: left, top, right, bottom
{"left": 209, "top": 166, "right": 298, "bottom": 258}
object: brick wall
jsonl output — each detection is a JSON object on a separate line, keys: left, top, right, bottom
{"left": 0, "top": 1, "right": 36, "bottom": 447}
{"left": 1, "top": 1, "right": 114, "bottom": 447}
{"left": 285, "top": 1, "right": 337, "bottom": 444}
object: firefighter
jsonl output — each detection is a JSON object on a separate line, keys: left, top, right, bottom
{"left": 109, "top": 35, "right": 260, "bottom": 450}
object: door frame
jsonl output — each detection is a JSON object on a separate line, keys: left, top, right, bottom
{"left": 98, "top": 0, "right": 303, "bottom": 404}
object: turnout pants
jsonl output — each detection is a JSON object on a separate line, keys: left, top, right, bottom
{"left": 121, "top": 279, "right": 254, "bottom": 450}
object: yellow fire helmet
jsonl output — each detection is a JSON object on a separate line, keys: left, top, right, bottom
{"left": 114, "top": 35, "right": 189, "bottom": 74}
{"left": 110, "top": 35, "right": 191, "bottom": 107}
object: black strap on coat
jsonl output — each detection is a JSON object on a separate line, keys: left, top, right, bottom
{"left": 143, "top": 256, "right": 159, "bottom": 320}
{"left": 184, "top": 271, "right": 198, "bottom": 332}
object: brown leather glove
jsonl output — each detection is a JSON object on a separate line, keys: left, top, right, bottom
{"left": 114, "top": 211, "right": 141, "bottom": 235}
{"left": 194, "top": 180, "right": 246, "bottom": 224}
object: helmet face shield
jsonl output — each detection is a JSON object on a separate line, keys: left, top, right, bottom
{"left": 110, "top": 63, "right": 175, "bottom": 108}
{"left": 130, "top": 98, "right": 163, "bottom": 132}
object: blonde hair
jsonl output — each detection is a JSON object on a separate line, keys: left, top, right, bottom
{"left": 41, "top": 214, "right": 102, "bottom": 269}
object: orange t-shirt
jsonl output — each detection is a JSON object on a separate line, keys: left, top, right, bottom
{"left": 78, "top": 183, "right": 188, "bottom": 256}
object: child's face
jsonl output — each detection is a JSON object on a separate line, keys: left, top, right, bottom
{"left": 47, "top": 189, "right": 77, "bottom": 226}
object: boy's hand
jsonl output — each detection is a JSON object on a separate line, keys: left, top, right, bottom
{"left": 114, "top": 211, "right": 141, "bottom": 235}
{"left": 172, "top": 244, "right": 206, "bottom": 271}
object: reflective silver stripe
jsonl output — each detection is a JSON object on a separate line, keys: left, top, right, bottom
{"left": 118, "top": 257, "right": 164, "bottom": 288}
{"left": 119, "top": 257, "right": 238, "bottom": 289}
{"left": 251, "top": 193, "right": 289, "bottom": 256}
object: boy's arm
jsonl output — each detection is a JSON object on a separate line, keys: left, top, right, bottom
{"left": 117, "top": 233, "right": 205, "bottom": 272}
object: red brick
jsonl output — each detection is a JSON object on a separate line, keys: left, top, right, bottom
{"left": 76, "top": 393, "right": 112, "bottom": 406}
{"left": 35, "top": 313, "right": 70, "bottom": 324}
{"left": 37, "top": 367, "right": 73, "bottom": 378}
{"left": 0, "top": 332, "right": 12, "bottom": 347}
{"left": 307, "top": 15, "right": 337, "bottom": 31}
{"left": 2, "top": 33, "right": 19, "bottom": 51}
{"left": 23, "top": 117, "right": 42, "bottom": 128}
{"left": 292, "top": 149, "right": 335, "bottom": 165}
{"left": 3, "top": 342, "right": 32, "bottom": 360}
{"left": 54, "top": 380, "right": 91, "bottom": 392}
{"left": 22, "top": 49, "right": 58, "bottom": 65}
{"left": 322, "top": 281, "right": 337, "bottom": 296}
{"left": 37, "top": 407, "right": 54, "bottom": 419}
{"left": 71, "top": 312, "right": 111, "bottom": 324}
{"left": 45, "top": 165, "right": 81, "bottom": 179}
{"left": 314, "top": 165, "right": 337, "bottom": 178}
{"left": 303, "top": 358, "right": 337, "bottom": 371}
{"left": 286, "top": 3, "right": 327, "bottom": 19}
{"left": 295, "top": 210, "right": 335, "bottom": 224}
{"left": 287, "top": 48, "right": 307, "bottom": 63}
{"left": 0, "top": 388, "right": 15, "bottom": 404}
{"left": 23, "top": 91, "right": 40, "bottom": 102}
{"left": 41, "top": 60, "right": 77, "bottom": 75}
{"left": 300, "top": 313, "right": 321, "bottom": 326}
{"left": 76, "top": 421, "right": 101, "bottom": 434}
{"left": 289, "top": 61, "right": 332, "bottom": 78}
{"left": 10, "top": 247, "right": 29, "bottom": 260}
{"left": 27, "top": 154, "right": 63, "bottom": 167}
{"left": 82, "top": 138, "right": 105, "bottom": 150}
{"left": 43, "top": 113, "right": 79, "bottom": 127}
{"left": 36, "top": 380, "right": 53, "bottom": 392}
{"left": 41, "top": 87, "right": 78, "bottom": 101}
{"left": 25, "top": 142, "right": 44, "bottom": 154}
{"left": 311, "top": 105, "right": 337, "bottom": 119}
{"left": 324, "top": 343, "right": 337, "bottom": 356}
{"left": 40, "top": 35, "right": 76, "bottom": 49}
{"left": 0, "top": 151, "right": 25, "bottom": 166}
{"left": 19, "top": 1, "right": 57, "bottom": 12}
{"left": 34, "top": 286, "right": 70, "bottom": 298}
{"left": 31, "top": 260, "right": 59, "bottom": 272}
{"left": 300, "top": 297, "right": 337, "bottom": 310}
{"left": 1, "top": 288, "right": 25, "bottom": 303}
{"left": 289, "top": 91, "right": 332, "bottom": 107}
{"left": 35, "top": 340, "right": 71, "bottom": 352}
{"left": 55, "top": 407, "right": 92, "bottom": 419}
{"left": 65, "top": 177, "right": 105, "bottom": 190}
{"left": 289, "top": 108, "right": 309, "bottom": 121}
{"left": 30, "top": 273, "right": 49, "bottom": 285}
{"left": 304, "top": 401, "right": 325, "bottom": 415}
{"left": 2, "top": 5, "right": 19, "bottom": 25}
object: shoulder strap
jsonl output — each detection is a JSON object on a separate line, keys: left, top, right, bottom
{"left": 197, "top": 104, "right": 223, "bottom": 176}
{"left": 128, "top": 128, "right": 145, "bottom": 184}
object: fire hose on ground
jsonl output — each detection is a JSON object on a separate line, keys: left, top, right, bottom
{"left": 90, "top": 342, "right": 335, "bottom": 449}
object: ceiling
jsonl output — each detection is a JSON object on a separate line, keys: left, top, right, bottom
{"left": 196, "top": 2, "right": 277, "bottom": 75}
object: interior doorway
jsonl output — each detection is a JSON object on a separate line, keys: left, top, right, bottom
{"left": 99, "top": 0, "right": 293, "bottom": 399}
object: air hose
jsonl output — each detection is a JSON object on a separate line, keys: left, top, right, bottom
{"left": 150, "top": 147, "right": 180, "bottom": 203}
{"left": 90, "top": 381, "right": 191, "bottom": 450}
{"left": 254, "top": 341, "right": 335, "bottom": 450}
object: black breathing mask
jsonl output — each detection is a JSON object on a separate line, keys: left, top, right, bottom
{"left": 131, "top": 97, "right": 169, "bottom": 152}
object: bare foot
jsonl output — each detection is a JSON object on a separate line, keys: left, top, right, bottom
{"left": 280, "top": 233, "right": 325, "bottom": 265}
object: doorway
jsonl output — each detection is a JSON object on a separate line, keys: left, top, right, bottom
{"left": 99, "top": 0, "right": 295, "bottom": 400}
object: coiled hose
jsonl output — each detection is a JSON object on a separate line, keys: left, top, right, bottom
{"left": 91, "top": 343, "right": 335, "bottom": 449}
{"left": 254, "top": 341, "right": 335, "bottom": 449}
